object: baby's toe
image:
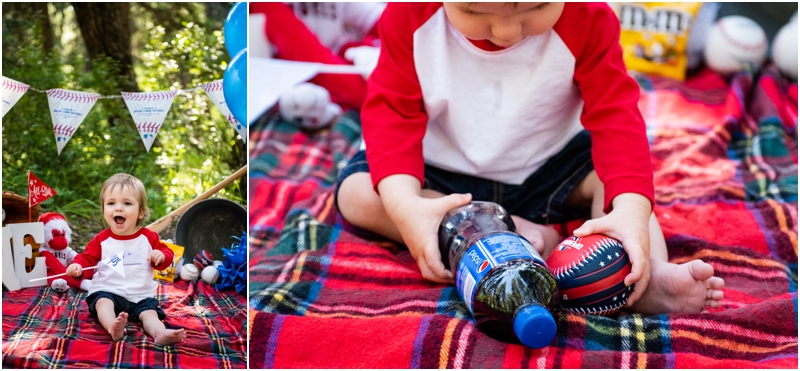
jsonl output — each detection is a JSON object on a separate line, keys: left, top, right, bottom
{"left": 705, "top": 276, "right": 725, "bottom": 290}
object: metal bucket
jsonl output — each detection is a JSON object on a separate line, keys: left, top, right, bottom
{"left": 175, "top": 198, "right": 246, "bottom": 263}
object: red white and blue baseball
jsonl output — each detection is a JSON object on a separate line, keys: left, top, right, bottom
{"left": 546, "top": 234, "right": 633, "bottom": 315}
{"left": 193, "top": 250, "right": 214, "bottom": 271}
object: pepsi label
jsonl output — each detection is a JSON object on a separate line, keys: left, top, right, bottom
{"left": 455, "top": 233, "right": 544, "bottom": 314}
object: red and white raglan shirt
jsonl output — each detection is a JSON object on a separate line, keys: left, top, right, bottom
{"left": 362, "top": 2, "right": 654, "bottom": 212}
{"left": 73, "top": 228, "right": 173, "bottom": 303}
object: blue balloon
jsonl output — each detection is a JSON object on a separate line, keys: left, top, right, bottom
{"left": 223, "top": 48, "right": 247, "bottom": 126}
{"left": 224, "top": 2, "right": 247, "bottom": 57}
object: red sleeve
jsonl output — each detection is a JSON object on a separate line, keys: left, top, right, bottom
{"left": 362, "top": 3, "right": 441, "bottom": 192}
{"left": 554, "top": 3, "right": 655, "bottom": 212}
{"left": 73, "top": 231, "right": 104, "bottom": 279}
{"left": 143, "top": 228, "right": 174, "bottom": 270}
{"left": 251, "top": 2, "right": 366, "bottom": 110}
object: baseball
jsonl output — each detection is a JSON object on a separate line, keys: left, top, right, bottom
{"left": 193, "top": 250, "right": 214, "bottom": 270}
{"left": 179, "top": 263, "right": 200, "bottom": 281}
{"left": 704, "top": 16, "right": 768, "bottom": 74}
{"left": 201, "top": 265, "right": 221, "bottom": 284}
{"left": 546, "top": 234, "right": 633, "bottom": 316}
{"left": 772, "top": 20, "right": 798, "bottom": 80}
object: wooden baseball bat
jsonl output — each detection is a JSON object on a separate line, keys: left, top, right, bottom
{"left": 146, "top": 165, "right": 248, "bottom": 234}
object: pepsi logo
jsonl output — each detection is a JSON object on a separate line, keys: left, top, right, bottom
{"left": 477, "top": 260, "right": 490, "bottom": 273}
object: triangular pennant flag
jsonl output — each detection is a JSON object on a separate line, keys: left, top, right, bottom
{"left": 2, "top": 76, "right": 30, "bottom": 118}
{"left": 202, "top": 80, "right": 246, "bottom": 141}
{"left": 28, "top": 171, "right": 57, "bottom": 207}
{"left": 46, "top": 89, "right": 100, "bottom": 155}
{"left": 121, "top": 91, "right": 177, "bottom": 152}
{"left": 121, "top": 250, "right": 146, "bottom": 266}
{"left": 100, "top": 251, "right": 127, "bottom": 278}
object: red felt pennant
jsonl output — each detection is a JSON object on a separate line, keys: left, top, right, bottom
{"left": 28, "top": 171, "right": 57, "bottom": 207}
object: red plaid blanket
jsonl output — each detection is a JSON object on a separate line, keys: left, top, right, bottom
{"left": 2, "top": 280, "right": 246, "bottom": 368}
{"left": 248, "top": 66, "right": 797, "bottom": 369}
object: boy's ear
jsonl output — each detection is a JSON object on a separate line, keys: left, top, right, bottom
{"left": 138, "top": 208, "right": 146, "bottom": 221}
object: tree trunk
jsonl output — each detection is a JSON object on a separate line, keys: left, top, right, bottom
{"left": 1, "top": 2, "right": 55, "bottom": 54}
{"left": 72, "top": 2, "right": 139, "bottom": 93}
{"left": 31, "top": 3, "right": 55, "bottom": 53}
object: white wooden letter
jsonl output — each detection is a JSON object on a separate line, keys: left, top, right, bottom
{"left": 10, "top": 222, "right": 47, "bottom": 288}
{"left": 2, "top": 225, "right": 21, "bottom": 291}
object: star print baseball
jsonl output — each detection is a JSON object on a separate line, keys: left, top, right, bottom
{"left": 546, "top": 234, "right": 633, "bottom": 315}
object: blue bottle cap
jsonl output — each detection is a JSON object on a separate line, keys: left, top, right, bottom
{"left": 513, "top": 305, "right": 556, "bottom": 349}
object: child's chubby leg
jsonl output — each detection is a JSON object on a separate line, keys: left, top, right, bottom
{"left": 139, "top": 310, "right": 186, "bottom": 345}
{"left": 570, "top": 171, "right": 725, "bottom": 314}
{"left": 94, "top": 298, "right": 128, "bottom": 341}
{"left": 337, "top": 172, "right": 404, "bottom": 242}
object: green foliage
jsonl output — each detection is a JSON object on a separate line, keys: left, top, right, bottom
{"left": 135, "top": 20, "right": 243, "bottom": 210}
{"left": 2, "top": 3, "right": 244, "bottom": 248}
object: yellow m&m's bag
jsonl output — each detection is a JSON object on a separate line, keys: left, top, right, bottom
{"left": 614, "top": 2, "right": 702, "bottom": 80}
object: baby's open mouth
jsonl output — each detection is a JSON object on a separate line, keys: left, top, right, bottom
{"left": 114, "top": 216, "right": 126, "bottom": 224}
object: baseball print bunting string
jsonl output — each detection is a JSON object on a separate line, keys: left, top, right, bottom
{"left": 1, "top": 75, "right": 241, "bottom": 155}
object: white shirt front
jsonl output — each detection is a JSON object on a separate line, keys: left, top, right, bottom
{"left": 414, "top": 8, "right": 585, "bottom": 184}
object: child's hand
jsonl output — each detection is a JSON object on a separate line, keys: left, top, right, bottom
{"left": 572, "top": 193, "right": 652, "bottom": 307}
{"left": 66, "top": 263, "right": 83, "bottom": 278}
{"left": 386, "top": 193, "right": 472, "bottom": 283}
{"left": 148, "top": 250, "right": 165, "bottom": 267}
{"left": 376, "top": 174, "right": 473, "bottom": 283}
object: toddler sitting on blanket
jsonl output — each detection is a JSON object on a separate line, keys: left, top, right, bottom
{"left": 67, "top": 173, "right": 185, "bottom": 345}
{"left": 335, "top": 2, "right": 724, "bottom": 314}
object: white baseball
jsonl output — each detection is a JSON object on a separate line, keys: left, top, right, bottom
{"left": 704, "top": 16, "right": 768, "bottom": 74}
{"left": 772, "top": 20, "right": 798, "bottom": 80}
{"left": 201, "top": 265, "right": 221, "bottom": 284}
{"left": 180, "top": 263, "right": 199, "bottom": 281}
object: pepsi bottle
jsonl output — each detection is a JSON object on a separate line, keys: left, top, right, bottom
{"left": 439, "top": 201, "right": 559, "bottom": 348}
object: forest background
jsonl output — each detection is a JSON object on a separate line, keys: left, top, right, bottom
{"left": 1, "top": 2, "right": 246, "bottom": 248}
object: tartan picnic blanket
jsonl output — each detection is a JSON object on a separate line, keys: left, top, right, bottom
{"left": 2, "top": 280, "right": 247, "bottom": 369}
{"left": 248, "top": 66, "right": 798, "bottom": 369}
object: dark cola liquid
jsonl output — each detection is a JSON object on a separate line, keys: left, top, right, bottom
{"left": 439, "top": 201, "right": 558, "bottom": 346}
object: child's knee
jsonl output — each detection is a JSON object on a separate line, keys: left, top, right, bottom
{"left": 337, "top": 173, "right": 383, "bottom": 224}
{"left": 95, "top": 297, "right": 115, "bottom": 309}
{"left": 137, "top": 309, "right": 160, "bottom": 322}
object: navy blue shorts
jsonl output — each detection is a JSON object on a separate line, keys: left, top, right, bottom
{"left": 335, "top": 130, "right": 594, "bottom": 224}
{"left": 86, "top": 291, "right": 166, "bottom": 321}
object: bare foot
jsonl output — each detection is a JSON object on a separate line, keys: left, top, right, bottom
{"left": 511, "top": 216, "right": 562, "bottom": 258}
{"left": 154, "top": 328, "right": 186, "bottom": 345}
{"left": 110, "top": 312, "right": 128, "bottom": 341}
{"left": 628, "top": 259, "right": 724, "bottom": 314}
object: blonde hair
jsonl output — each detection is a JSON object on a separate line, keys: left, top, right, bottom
{"left": 100, "top": 173, "right": 151, "bottom": 225}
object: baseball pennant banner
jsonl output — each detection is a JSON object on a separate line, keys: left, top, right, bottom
{"left": 122, "top": 91, "right": 177, "bottom": 151}
{"left": 46, "top": 89, "right": 100, "bottom": 155}
{"left": 202, "top": 80, "right": 246, "bottom": 141}
{"left": 2, "top": 76, "right": 30, "bottom": 118}
{"left": 4, "top": 75, "right": 247, "bottom": 155}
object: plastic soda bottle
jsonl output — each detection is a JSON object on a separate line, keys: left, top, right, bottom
{"left": 438, "top": 201, "right": 558, "bottom": 348}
